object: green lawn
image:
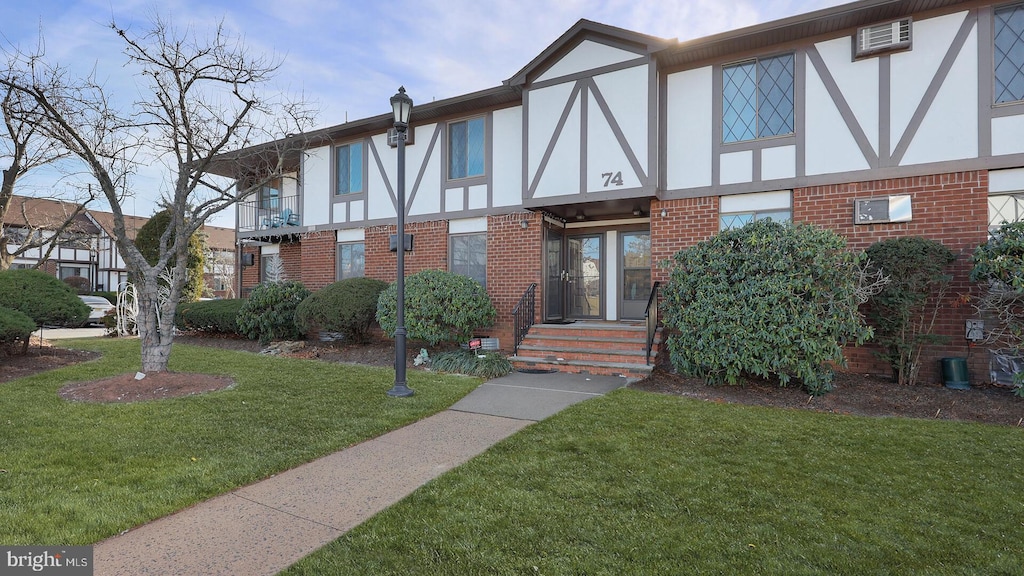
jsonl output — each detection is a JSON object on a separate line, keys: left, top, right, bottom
{"left": 0, "top": 338, "right": 480, "bottom": 545}
{"left": 285, "top": 389, "right": 1024, "bottom": 576}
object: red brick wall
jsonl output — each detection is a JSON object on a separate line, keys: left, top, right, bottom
{"left": 794, "top": 170, "right": 989, "bottom": 382}
{"left": 650, "top": 196, "right": 721, "bottom": 285}
{"left": 299, "top": 231, "right": 336, "bottom": 290}
{"left": 279, "top": 242, "right": 302, "bottom": 282}
{"left": 240, "top": 247, "right": 260, "bottom": 295}
{"left": 486, "top": 212, "right": 544, "bottom": 348}
{"left": 364, "top": 220, "right": 449, "bottom": 282}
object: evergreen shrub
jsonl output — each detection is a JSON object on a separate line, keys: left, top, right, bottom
{"left": 0, "top": 269, "right": 90, "bottom": 327}
{"left": 176, "top": 299, "right": 246, "bottom": 334}
{"left": 376, "top": 269, "right": 496, "bottom": 346}
{"left": 295, "top": 278, "right": 388, "bottom": 343}
{"left": 237, "top": 281, "right": 311, "bottom": 344}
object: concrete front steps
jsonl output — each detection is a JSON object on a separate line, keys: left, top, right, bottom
{"left": 510, "top": 321, "right": 661, "bottom": 380}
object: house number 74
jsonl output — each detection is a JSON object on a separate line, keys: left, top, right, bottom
{"left": 601, "top": 171, "right": 624, "bottom": 187}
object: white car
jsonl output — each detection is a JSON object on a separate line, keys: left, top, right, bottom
{"left": 79, "top": 295, "right": 115, "bottom": 326}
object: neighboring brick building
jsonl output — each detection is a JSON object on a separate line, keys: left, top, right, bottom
{"left": 222, "top": 0, "right": 1024, "bottom": 383}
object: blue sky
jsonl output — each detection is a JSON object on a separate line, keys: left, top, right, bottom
{"left": 1, "top": 0, "right": 845, "bottom": 227}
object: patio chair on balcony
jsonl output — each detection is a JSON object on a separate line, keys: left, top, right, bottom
{"left": 284, "top": 208, "right": 301, "bottom": 226}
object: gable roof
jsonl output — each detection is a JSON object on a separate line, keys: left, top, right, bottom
{"left": 505, "top": 19, "right": 675, "bottom": 87}
{"left": 2, "top": 196, "right": 98, "bottom": 234}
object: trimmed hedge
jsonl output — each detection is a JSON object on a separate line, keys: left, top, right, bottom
{"left": 0, "top": 306, "right": 37, "bottom": 355}
{"left": 237, "top": 281, "right": 311, "bottom": 344}
{"left": 0, "top": 269, "right": 90, "bottom": 328}
{"left": 295, "top": 278, "right": 388, "bottom": 343}
{"left": 376, "top": 269, "right": 496, "bottom": 346}
{"left": 662, "top": 219, "right": 871, "bottom": 395}
{"left": 175, "top": 299, "right": 246, "bottom": 334}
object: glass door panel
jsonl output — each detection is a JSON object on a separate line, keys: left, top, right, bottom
{"left": 568, "top": 235, "right": 602, "bottom": 319}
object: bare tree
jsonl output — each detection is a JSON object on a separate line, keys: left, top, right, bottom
{"left": 0, "top": 70, "right": 95, "bottom": 270}
{"left": 1, "top": 15, "right": 314, "bottom": 372}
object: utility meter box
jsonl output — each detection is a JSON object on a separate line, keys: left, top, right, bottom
{"left": 965, "top": 320, "right": 984, "bottom": 341}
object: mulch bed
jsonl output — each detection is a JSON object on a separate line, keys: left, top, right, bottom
{"left": 58, "top": 372, "right": 235, "bottom": 403}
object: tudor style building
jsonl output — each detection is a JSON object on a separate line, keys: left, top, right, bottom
{"left": 226, "top": 0, "right": 1024, "bottom": 381}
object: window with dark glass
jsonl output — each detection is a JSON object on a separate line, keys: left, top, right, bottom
{"left": 260, "top": 178, "right": 281, "bottom": 209}
{"left": 722, "top": 54, "right": 795, "bottom": 143}
{"left": 996, "top": 4, "right": 1024, "bottom": 104}
{"left": 335, "top": 143, "right": 363, "bottom": 195}
{"left": 449, "top": 233, "right": 486, "bottom": 287}
{"left": 448, "top": 117, "right": 485, "bottom": 180}
{"left": 336, "top": 242, "right": 365, "bottom": 280}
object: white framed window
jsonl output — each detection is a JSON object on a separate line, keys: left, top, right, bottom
{"left": 336, "top": 242, "right": 365, "bottom": 280}
{"left": 989, "top": 193, "right": 1024, "bottom": 232}
{"left": 449, "top": 233, "right": 486, "bottom": 287}
{"left": 720, "top": 190, "right": 792, "bottom": 230}
{"left": 448, "top": 117, "right": 485, "bottom": 180}
{"left": 335, "top": 142, "right": 363, "bottom": 195}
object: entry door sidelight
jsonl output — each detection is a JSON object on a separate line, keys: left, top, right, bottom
{"left": 544, "top": 226, "right": 565, "bottom": 322}
{"left": 620, "top": 231, "right": 651, "bottom": 319}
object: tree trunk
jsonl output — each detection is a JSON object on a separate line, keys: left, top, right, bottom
{"left": 135, "top": 279, "right": 173, "bottom": 373}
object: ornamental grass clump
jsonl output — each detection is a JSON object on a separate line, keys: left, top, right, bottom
{"left": 662, "top": 219, "right": 871, "bottom": 395}
{"left": 432, "top": 348, "right": 512, "bottom": 378}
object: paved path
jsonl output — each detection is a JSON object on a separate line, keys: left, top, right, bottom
{"left": 93, "top": 371, "right": 627, "bottom": 576}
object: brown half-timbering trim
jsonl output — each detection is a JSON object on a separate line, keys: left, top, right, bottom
{"left": 806, "top": 45, "right": 879, "bottom": 167}
{"left": 530, "top": 56, "right": 651, "bottom": 91}
{"left": 580, "top": 84, "right": 588, "bottom": 195}
{"left": 367, "top": 137, "right": 397, "bottom": 211}
{"left": 753, "top": 148, "right": 762, "bottom": 182}
{"left": 879, "top": 55, "right": 892, "bottom": 167}
{"left": 661, "top": 150, "right": 1024, "bottom": 201}
{"left": 712, "top": 64, "right": 723, "bottom": 186}
{"left": 648, "top": 60, "right": 659, "bottom": 195}
{"left": 658, "top": 67, "right": 669, "bottom": 193}
{"left": 979, "top": 5, "right": 993, "bottom": 158}
{"left": 890, "top": 10, "right": 977, "bottom": 166}
{"left": 528, "top": 81, "right": 585, "bottom": 198}
{"left": 795, "top": 48, "right": 807, "bottom": 178}
{"left": 406, "top": 124, "right": 442, "bottom": 211}
{"left": 522, "top": 89, "right": 530, "bottom": 202}
{"left": 588, "top": 78, "right": 649, "bottom": 186}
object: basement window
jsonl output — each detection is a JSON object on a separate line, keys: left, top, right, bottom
{"left": 854, "top": 18, "right": 912, "bottom": 58}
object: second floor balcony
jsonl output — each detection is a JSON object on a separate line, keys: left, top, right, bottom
{"left": 238, "top": 195, "right": 301, "bottom": 233}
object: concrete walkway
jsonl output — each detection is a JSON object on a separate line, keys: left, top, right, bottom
{"left": 93, "top": 371, "right": 627, "bottom": 576}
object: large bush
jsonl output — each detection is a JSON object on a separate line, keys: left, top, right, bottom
{"left": 662, "top": 219, "right": 872, "bottom": 395}
{"left": 0, "top": 269, "right": 90, "bottom": 327}
{"left": 134, "top": 209, "right": 206, "bottom": 302}
{"left": 376, "top": 269, "right": 496, "bottom": 346}
{"left": 176, "top": 299, "right": 246, "bottom": 334}
{"left": 971, "top": 221, "right": 1024, "bottom": 396}
{"left": 237, "top": 281, "right": 311, "bottom": 344}
{"left": 295, "top": 278, "right": 388, "bottom": 343}
{"left": 864, "top": 237, "right": 955, "bottom": 386}
{"left": 0, "top": 306, "right": 37, "bottom": 355}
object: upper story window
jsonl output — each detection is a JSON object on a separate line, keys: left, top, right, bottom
{"left": 260, "top": 178, "right": 281, "bottom": 209}
{"left": 335, "top": 142, "right": 363, "bottom": 195}
{"left": 722, "top": 54, "right": 795, "bottom": 143}
{"left": 448, "top": 117, "right": 485, "bottom": 180}
{"left": 995, "top": 3, "right": 1024, "bottom": 104}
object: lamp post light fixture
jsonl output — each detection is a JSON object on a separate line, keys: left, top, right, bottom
{"left": 388, "top": 86, "right": 414, "bottom": 398}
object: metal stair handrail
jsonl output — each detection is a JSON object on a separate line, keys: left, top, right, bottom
{"left": 512, "top": 283, "right": 537, "bottom": 355}
{"left": 644, "top": 281, "right": 661, "bottom": 365}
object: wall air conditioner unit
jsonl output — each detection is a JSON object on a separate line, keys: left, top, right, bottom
{"left": 387, "top": 126, "right": 414, "bottom": 148}
{"left": 854, "top": 195, "right": 913, "bottom": 224}
{"left": 855, "top": 18, "right": 911, "bottom": 58}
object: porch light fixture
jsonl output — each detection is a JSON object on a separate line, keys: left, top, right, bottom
{"left": 661, "top": 208, "right": 667, "bottom": 218}
{"left": 387, "top": 87, "right": 414, "bottom": 398}
{"left": 520, "top": 219, "right": 529, "bottom": 229}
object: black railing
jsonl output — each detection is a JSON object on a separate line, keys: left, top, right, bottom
{"left": 512, "top": 283, "right": 537, "bottom": 355}
{"left": 237, "top": 195, "right": 301, "bottom": 232}
{"left": 645, "top": 281, "right": 661, "bottom": 365}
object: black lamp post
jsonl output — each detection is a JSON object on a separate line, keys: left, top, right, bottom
{"left": 387, "top": 86, "right": 414, "bottom": 398}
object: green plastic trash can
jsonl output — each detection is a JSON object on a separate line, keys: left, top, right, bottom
{"left": 941, "top": 357, "right": 969, "bottom": 390}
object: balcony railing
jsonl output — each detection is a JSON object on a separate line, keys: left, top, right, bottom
{"left": 238, "top": 195, "right": 302, "bottom": 233}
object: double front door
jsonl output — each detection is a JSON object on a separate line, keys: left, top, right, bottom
{"left": 544, "top": 225, "right": 650, "bottom": 322}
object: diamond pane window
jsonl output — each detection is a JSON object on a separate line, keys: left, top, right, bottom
{"left": 995, "top": 4, "right": 1024, "bottom": 104}
{"left": 336, "top": 143, "right": 363, "bottom": 195}
{"left": 989, "top": 194, "right": 1024, "bottom": 234}
{"left": 723, "top": 54, "right": 795, "bottom": 143}
{"left": 449, "top": 117, "right": 485, "bottom": 179}
{"left": 723, "top": 62, "right": 756, "bottom": 143}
